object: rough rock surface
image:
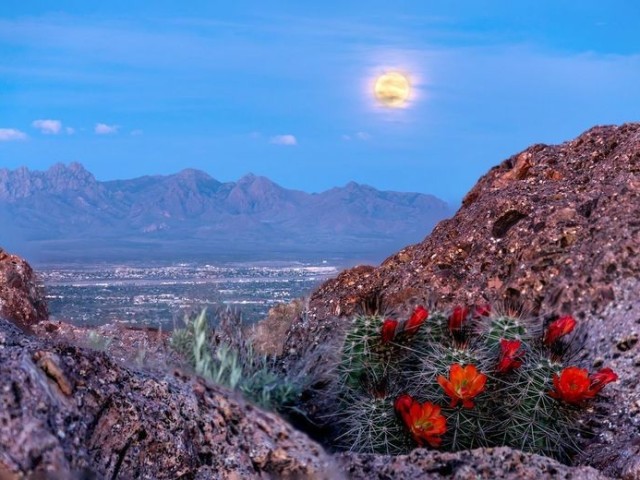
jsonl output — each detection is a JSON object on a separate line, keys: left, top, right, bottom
{"left": 279, "top": 123, "right": 640, "bottom": 478}
{"left": 340, "top": 447, "right": 607, "bottom": 480}
{"left": 32, "top": 319, "right": 176, "bottom": 376}
{"left": 249, "top": 299, "right": 305, "bottom": 356}
{"left": 295, "top": 123, "right": 640, "bottom": 333}
{"left": 0, "top": 246, "right": 48, "bottom": 329}
{"left": 0, "top": 317, "right": 333, "bottom": 479}
{"left": 577, "top": 277, "right": 640, "bottom": 480}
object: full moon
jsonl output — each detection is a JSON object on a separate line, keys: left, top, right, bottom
{"left": 374, "top": 71, "right": 411, "bottom": 107}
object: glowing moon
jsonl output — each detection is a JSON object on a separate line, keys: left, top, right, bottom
{"left": 374, "top": 72, "right": 411, "bottom": 107}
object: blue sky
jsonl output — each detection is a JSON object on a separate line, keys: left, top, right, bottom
{"left": 1, "top": 1, "right": 639, "bottom": 204}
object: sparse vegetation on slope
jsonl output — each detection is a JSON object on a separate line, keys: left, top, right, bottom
{"left": 171, "top": 308, "right": 301, "bottom": 412}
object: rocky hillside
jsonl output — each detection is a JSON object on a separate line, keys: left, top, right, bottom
{"left": 280, "top": 123, "right": 640, "bottom": 478}
{"left": 0, "top": 163, "right": 453, "bottom": 261}
{"left": 0, "top": 317, "right": 334, "bottom": 479}
{"left": 303, "top": 123, "right": 640, "bottom": 319}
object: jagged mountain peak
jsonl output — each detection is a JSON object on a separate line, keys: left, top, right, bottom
{"left": 174, "top": 168, "right": 214, "bottom": 181}
{"left": 45, "top": 162, "right": 97, "bottom": 186}
{"left": 236, "top": 172, "right": 278, "bottom": 187}
{"left": 0, "top": 162, "right": 453, "bottom": 260}
{"left": 47, "top": 161, "right": 88, "bottom": 173}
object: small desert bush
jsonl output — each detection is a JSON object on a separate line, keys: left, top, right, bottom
{"left": 171, "top": 308, "right": 301, "bottom": 412}
{"left": 330, "top": 303, "right": 617, "bottom": 460}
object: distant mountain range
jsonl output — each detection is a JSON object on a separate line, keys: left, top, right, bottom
{"left": 0, "top": 163, "right": 454, "bottom": 263}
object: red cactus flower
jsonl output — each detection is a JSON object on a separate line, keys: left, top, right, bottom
{"left": 405, "top": 305, "right": 428, "bottom": 335}
{"left": 395, "top": 394, "right": 447, "bottom": 448}
{"left": 381, "top": 318, "right": 398, "bottom": 343}
{"left": 496, "top": 339, "right": 523, "bottom": 374}
{"left": 473, "top": 303, "right": 491, "bottom": 318}
{"left": 394, "top": 393, "right": 413, "bottom": 417}
{"left": 544, "top": 315, "right": 577, "bottom": 345}
{"left": 588, "top": 367, "right": 618, "bottom": 395}
{"left": 448, "top": 306, "right": 469, "bottom": 333}
{"left": 549, "top": 366, "right": 594, "bottom": 404}
{"left": 437, "top": 364, "right": 487, "bottom": 408}
{"left": 550, "top": 366, "right": 619, "bottom": 404}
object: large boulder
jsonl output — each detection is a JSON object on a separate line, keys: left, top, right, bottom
{"left": 0, "top": 247, "right": 48, "bottom": 329}
{"left": 279, "top": 123, "right": 640, "bottom": 478}
{"left": 0, "top": 317, "right": 332, "bottom": 479}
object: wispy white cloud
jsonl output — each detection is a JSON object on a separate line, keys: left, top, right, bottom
{"left": 65, "top": 127, "right": 75, "bottom": 135}
{"left": 0, "top": 128, "right": 27, "bottom": 141}
{"left": 342, "top": 132, "right": 372, "bottom": 141}
{"left": 130, "top": 129, "right": 143, "bottom": 136}
{"left": 32, "top": 119, "right": 62, "bottom": 134}
{"left": 270, "top": 134, "right": 297, "bottom": 146}
{"left": 95, "top": 123, "right": 119, "bottom": 135}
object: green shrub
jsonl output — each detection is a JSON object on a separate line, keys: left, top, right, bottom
{"left": 171, "top": 308, "right": 301, "bottom": 412}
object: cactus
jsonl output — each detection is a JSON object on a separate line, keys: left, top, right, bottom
{"left": 329, "top": 304, "right": 617, "bottom": 461}
{"left": 337, "top": 313, "right": 402, "bottom": 394}
{"left": 483, "top": 313, "right": 530, "bottom": 347}
{"left": 334, "top": 393, "right": 412, "bottom": 454}
{"left": 413, "top": 310, "right": 452, "bottom": 346}
{"left": 489, "top": 355, "right": 583, "bottom": 459}
{"left": 404, "top": 342, "right": 485, "bottom": 400}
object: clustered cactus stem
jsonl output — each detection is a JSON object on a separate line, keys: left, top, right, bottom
{"left": 331, "top": 302, "right": 618, "bottom": 460}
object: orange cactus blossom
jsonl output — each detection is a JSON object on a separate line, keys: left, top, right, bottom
{"left": 448, "top": 306, "right": 469, "bottom": 333}
{"left": 550, "top": 366, "right": 619, "bottom": 405}
{"left": 588, "top": 367, "right": 618, "bottom": 395}
{"left": 549, "top": 366, "right": 593, "bottom": 404}
{"left": 437, "top": 364, "right": 488, "bottom": 408}
{"left": 496, "top": 339, "right": 523, "bottom": 374}
{"left": 381, "top": 318, "right": 398, "bottom": 343}
{"left": 395, "top": 394, "right": 447, "bottom": 447}
{"left": 405, "top": 305, "right": 429, "bottom": 335}
{"left": 544, "top": 315, "right": 577, "bottom": 345}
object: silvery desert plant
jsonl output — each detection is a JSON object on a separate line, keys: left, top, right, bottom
{"left": 171, "top": 308, "right": 301, "bottom": 411}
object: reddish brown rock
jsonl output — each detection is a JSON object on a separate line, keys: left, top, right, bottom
{"left": 0, "top": 317, "right": 333, "bottom": 479}
{"left": 278, "top": 123, "right": 640, "bottom": 478}
{"left": 340, "top": 447, "right": 607, "bottom": 480}
{"left": 302, "top": 124, "right": 640, "bottom": 323}
{"left": 248, "top": 298, "right": 306, "bottom": 357}
{"left": 0, "top": 247, "right": 48, "bottom": 329}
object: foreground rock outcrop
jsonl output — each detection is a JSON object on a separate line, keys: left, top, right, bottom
{"left": 0, "top": 317, "right": 610, "bottom": 479}
{"left": 279, "top": 123, "right": 640, "bottom": 478}
{"left": 339, "top": 448, "right": 607, "bottom": 480}
{"left": 0, "top": 247, "right": 47, "bottom": 329}
{"left": 0, "top": 317, "right": 333, "bottom": 479}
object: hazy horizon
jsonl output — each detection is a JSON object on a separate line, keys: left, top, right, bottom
{"left": 1, "top": 161, "right": 456, "bottom": 199}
